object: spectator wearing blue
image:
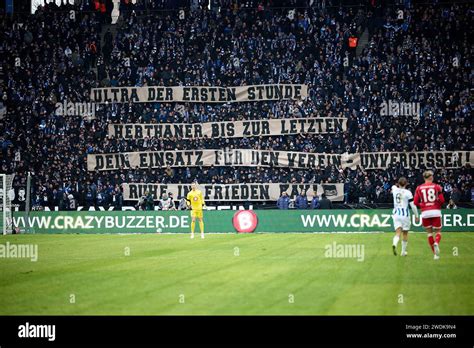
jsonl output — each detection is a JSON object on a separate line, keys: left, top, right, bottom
{"left": 84, "top": 186, "right": 95, "bottom": 209}
{"left": 295, "top": 191, "right": 309, "bottom": 209}
{"left": 311, "top": 191, "right": 320, "bottom": 209}
{"left": 277, "top": 192, "right": 290, "bottom": 210}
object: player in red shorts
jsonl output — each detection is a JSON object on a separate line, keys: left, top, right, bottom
{"left": 413, "top": 170, "right": 445, "bottom": 260}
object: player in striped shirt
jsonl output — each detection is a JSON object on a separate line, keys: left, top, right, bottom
{"left": 391, "top": 177, "right": 419, "bottom": 256}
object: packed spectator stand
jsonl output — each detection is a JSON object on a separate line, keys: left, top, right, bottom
{"left": 0, "top": 0, "right": 472, "bottom": 210}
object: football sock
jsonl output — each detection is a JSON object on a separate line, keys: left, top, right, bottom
{"left": 393, "top": 235, "right": 400, "bottom": 247}
{"left": 199, "top": 221, "right": 204, "bottom": 234}
{"left": 191, "top": 221, "right": 195, "bottom": 234}
{"left": 427, "top": 233, "right": 435, "bottom": 253}
{"left": 435, "top": 232, "right": 442, "bottom": 244}
{"left": 401, "top": 240, "right": 408, "bottom": 254}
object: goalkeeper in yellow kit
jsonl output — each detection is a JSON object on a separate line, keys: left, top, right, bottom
{"left": 186, "top": 182, "right": 205, "bottom": 239}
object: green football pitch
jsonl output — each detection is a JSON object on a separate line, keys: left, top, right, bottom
{"left": 1, "top": 233, "right": 473, "bottom": 315}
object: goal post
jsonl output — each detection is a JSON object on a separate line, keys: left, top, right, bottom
{"left": 25, "top": 172, "right": 33, "bottom": 234}
{"left": 0, "top": 174, "right": 15, "bottom": 235}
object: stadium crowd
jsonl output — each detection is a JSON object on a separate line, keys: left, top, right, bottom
{"left": 1, "top": 0, "right": 472, "bottom": 209}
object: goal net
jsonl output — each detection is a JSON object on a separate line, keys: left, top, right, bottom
{"left": 1, "top": 174, "right": 15, "bottom": 235}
